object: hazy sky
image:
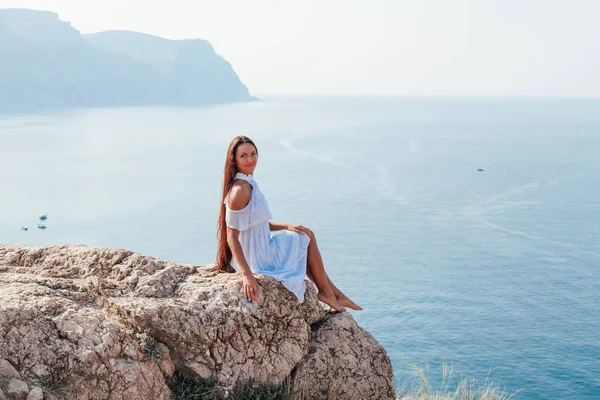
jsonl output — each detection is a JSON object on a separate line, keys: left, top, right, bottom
{"left": 2, "top": 0, "right": 599, "bottom": 96}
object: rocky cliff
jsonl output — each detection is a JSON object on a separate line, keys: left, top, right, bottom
{"left": 0, "top": 9, "right": 255, "bottom": 111}
{"left": 0, "top": 245, "right": 395, "bottom": 399}
{"left": 84, "top": 31, "right": 255, "bottom": 105}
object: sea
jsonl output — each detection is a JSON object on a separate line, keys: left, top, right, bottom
{"left": 1, "top": 96, "right": 598, "bottom": 399}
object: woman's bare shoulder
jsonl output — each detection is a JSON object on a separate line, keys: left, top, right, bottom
{"left": 228, "top": 180, "right": 253, "bottom": 210}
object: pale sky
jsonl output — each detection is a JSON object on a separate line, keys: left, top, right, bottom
{"left": 2, "top": 0, "right": 600, "bottom": 96}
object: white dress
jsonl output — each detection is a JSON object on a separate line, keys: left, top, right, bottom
{"left": 225, "top": 172, "right": 310, "bottom": 302}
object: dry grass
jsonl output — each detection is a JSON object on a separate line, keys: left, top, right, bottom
{"left": 396, "top": 364, "right": 522, "bottom": 400}
{"left": 168, "top": 371, "right": 291, "bottom": 400}
{"left": 168, "top": 363, "right": 521, "bottom": 399}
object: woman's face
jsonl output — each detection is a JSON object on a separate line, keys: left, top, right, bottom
{"left": 235, "top": 143, "right": 258, "bottom": 175}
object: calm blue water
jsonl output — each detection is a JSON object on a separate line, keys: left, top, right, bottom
{"left": 1, "top": 97, "right": 599, "bottom": 399}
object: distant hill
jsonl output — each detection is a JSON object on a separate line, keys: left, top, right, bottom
{"left": 84, "top": 30, "right": 254, "bottom": 105}
{"left": 0, "top": 9, "right": 255, "bottom": 111}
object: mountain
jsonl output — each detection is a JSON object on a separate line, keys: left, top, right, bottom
{"left": 0, "top": 9, "right": 255, "bottom": 111}
{"left": 85, "top": 31, "right": 254, "bottom": 105}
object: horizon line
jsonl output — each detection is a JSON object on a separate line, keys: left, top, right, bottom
{"left": 253, "top": 93, "right": 600, "bottom": 100}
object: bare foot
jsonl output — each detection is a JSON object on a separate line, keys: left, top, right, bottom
{"left": 337, "top": 295, "right": 363, "bottom": 311}
{"left": 317, "top": 292, "right": 346, "bottom": 312}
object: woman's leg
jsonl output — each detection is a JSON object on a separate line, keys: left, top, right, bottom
{"left": 305, "top": 232, "right": 363, "bottom": 311}
{"left": 306, "top": 233, "right": 346, "bottom": 312}
{"left": 325, "top": 274, "right": 363, "bottom": 311}
{"left": 306, "top": 268, "right": 363, "bottom": 311}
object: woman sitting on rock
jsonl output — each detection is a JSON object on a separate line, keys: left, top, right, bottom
{"left": 215, "top": 135, "right": 362, "bottom": 312}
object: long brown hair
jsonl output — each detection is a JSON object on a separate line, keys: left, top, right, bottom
{"left": 215, "top": 135, "right": 258, "bottom": 272}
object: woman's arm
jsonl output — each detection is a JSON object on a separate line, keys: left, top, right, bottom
{"left": 268, "top": 221, "right": 288, "bottom": 231}
{"left": 269, "top": 220, "right": 313, "bottom": 236}
{"left": 227, "top": 228, "right": 259, "bottom": 301}
{"left": 227, "top": 182, "right": 260, "bottom": 301}
{"left": 226, "top": 228, "right": 252, "bottom": 276}
{"left": 227, "top": 228, "right": 258, "bottom": 301}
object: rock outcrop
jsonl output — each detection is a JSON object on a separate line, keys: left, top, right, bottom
{"left": 290, "top": 313, "right": 396, "bottom": 399}
{"left": 0, "top": 245, "right": 394, "bottom": 399}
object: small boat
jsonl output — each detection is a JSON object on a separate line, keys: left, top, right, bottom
{"left": 39, "top": 214, "right": 48, "bottom": 220}
{"left": 21, "top": 225, "right": 28, "bottom": 231}
{"left": 37, "top": 224, "right": 46, "bottom": 229}
{"left": 477, "top": 168, "right": 484, "bottom": 172}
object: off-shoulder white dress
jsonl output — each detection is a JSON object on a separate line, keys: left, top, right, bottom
{"left": 225, "top": 172, "right": 310, "bottom": 302}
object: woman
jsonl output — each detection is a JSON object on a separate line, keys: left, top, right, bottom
{"left": 216, "top": 136, "right": 362, "bottom": 312}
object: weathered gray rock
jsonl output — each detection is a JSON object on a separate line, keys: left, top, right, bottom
{"left": 6, "top": 378, "right": 29, "bottom": 400}
{"left": 26, "top": 387, "right": 43, "bottom": 400}
{"left": 0, "top": 244, "right": 394, "bottom": 399}
{"left": 0, "top": 360, "right": 20, "bottom": 379}
{"left": 291, "top": 313, "right": 396, "bottom": 399}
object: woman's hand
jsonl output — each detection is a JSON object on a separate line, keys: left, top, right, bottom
{"left": 242, "top": 272, "right": 260, "bottom": 301}
{"left": 287, "top": 224, "right": 313, "bottom": 236}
